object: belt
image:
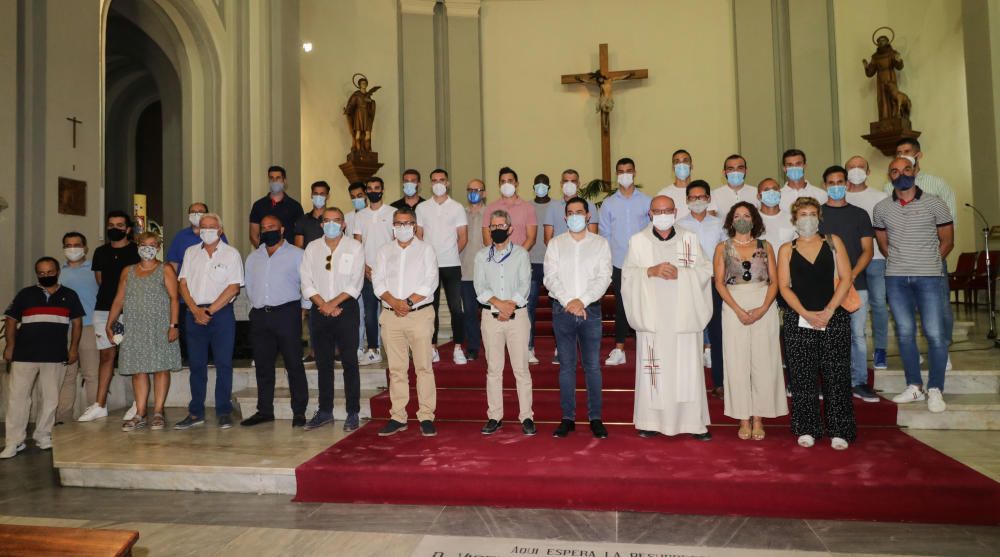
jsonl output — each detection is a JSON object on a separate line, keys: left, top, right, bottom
{"left": 478, "top": 304, "right": 526, "bottom": 311}
{"left": 382, "top": 303, "right": 431, "bottom": 312}
{"left": 251, "top": 300, "right": 299, "bottom": 313}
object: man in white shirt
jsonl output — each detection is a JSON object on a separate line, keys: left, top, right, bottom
{"left": 353, "top": 176, "right": 396, "bottom": 366}
{"left": 176, "top": 213, "right": 244, "bottom": 430}
{"left": 657, "top": 149, "right": 695, "bottom": 220}
{"left": 373, "top": 206, "right": 440, "bottom": 437}
{"left": 544, "top": 197, "right": 613, "bottom": 439}
{"left": 779, "top": 148, "right": 827, "bottom": 213}
{"left": 712, "top": 154, "right": 758, "bottom": 219}
{"left": 416, "top": 168, "right": 469, "bottom": 365}
{"left": 757, "top": 178, "right": 796, "bottom": 251}
{"left": 301, "top": 207, "right": 366, "bottom": 432}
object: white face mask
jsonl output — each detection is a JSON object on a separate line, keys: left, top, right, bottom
{"left": 189, "top": 212, "right": 205, "bottom": 228}
{"left": 652, "top": 214, "right": 675, "bottom": 231}
{"left": 617, "top": 173, "right": 635, "bottom": 187}
{"left": 64, "top": 247, "right": 85, "bottom": 262}
{"left": 200, "top": 229, "right": 220, "bottom": 245}
{"left": 795, "top": 216, "right": 819, "bottom": 238}
{"left": 431, "top": 182, "right": 448, "bottom": 197}
{"left": 138, "top": 245, "right": 158, "bottom": 261}
{"left": 847, "top": 168, "right": 868, "bottom": 185}
{"left": 562, "top": 181, "right": 578, "bottom": 197}
{"left": 394, "top": 224, "right": 415, "bottom": 243}
{"left": 900, "top": 155, "right": 917, "bottom": 166}
{"left": 500, "top": 183, "right": 517, "bottom": 198}
{"left": 687, "top": 200, "right": 709, "bottom": 214}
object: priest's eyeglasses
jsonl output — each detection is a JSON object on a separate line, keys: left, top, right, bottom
{"left": 650, "top": 208, "right": 676, "bottom": 216}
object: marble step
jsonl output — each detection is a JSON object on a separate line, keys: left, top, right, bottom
{"left": 232, "top": 365, "right": 388, "bottom": 391}
{"left": 896, "top": 394, "right": 1000, "bottom": 430}
{"left": 875, "top": 368, "right": 1000, "bottom": 395}
{"left": 865, "top": 319, "right": 974, "bottom": 343}
{"left": 233, "top": 387, "right": 379, "bottom": 420}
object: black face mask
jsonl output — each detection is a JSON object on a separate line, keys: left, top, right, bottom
{"left": 366, "top": 191, "right": 383, "bottom": 203}
{"left": 261, "top": 230, "right": 282, "bottom": 247}
{"left": 106, "top": 228, "right": 127, "bottom": 242}
{"left": 490, "top": 229, "right": 509, "bottom": 244}
{"left": 38, "top": 276, "right": 58, "bottom": 288}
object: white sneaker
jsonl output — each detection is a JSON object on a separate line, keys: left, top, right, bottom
{"left": 797, "top": 435, "right": 815, "bottom": 448}
{"left": 703, "top": 347, "right": 712, "bottom": 369}
{"left": 357, "top": 348, "right": 366, "bottom": 362}
{"left": 362, "top": 348, "right": 382, "bottom": 366}
{"left": 604, "top": 348, "right": 626, "bottom": 366}
{"left": 946, "top": 356, "right": 953, "bottom": 371}
{"left": 927, "top": 388, "right": 947, "bottom": 413}
{"left": 432, "top": 348, "right": 440, "bottom": 363}
{"left": 831, "top": 437, "right": 849, "bottom": 451}
{"left": 892, "top": 384, "right": 926, "bottom": 404}
{"left": 0, "top": 443, "right": 26, "bottom": 459}
{"left": 527, "top": 349, "right": 539, "bottom": 365}
{"left": 123, "top": 402, "right": 138, "bottom": 421}
{"left": 919, "top": 354, "right": 924, "bottom": 365}
{"left": 77, "top": 403, "right": 108, "bottom": 422}
{"left": 453, "top": 346, "right": 468, "bottom": 365}
{"left": 35, "top": 437, "right": 52, "bottom": 450}
{"left": 552, "top": 348, "right": 559, "bottom": 364}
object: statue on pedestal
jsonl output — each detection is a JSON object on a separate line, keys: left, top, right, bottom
{"left": 861, "top": 27, "right": 920, "bottom": 155}
{"left": 340, "top": 73, "right": 383, "bottom": 183}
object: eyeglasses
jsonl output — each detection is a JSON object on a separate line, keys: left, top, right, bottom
{"left": 488, "top": 224, "right": 510, "bottom": 231}
{"left": 650, "top": 209, "right": 676, "bottom": 216}
{"left": 742, "top": 260, "right": 752, "bottom": 282}
{"left": 392, "top": 222, "right": 415, "bottom": 227}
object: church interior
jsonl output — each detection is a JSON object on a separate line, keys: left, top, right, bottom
{"left": 1, "top": 0, "right": 999, "bottom": 555}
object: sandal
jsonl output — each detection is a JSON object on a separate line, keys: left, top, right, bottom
{"left": 751, "top": 423, "right": 765, "bottom": 441}
{"left": 737, "top": 421, "right": 751, "bottom": 440}
{"left": 151, "top": 413, "right": 166, "bottom": 431}
{"left": 121, "top": 415, "right": 147, "bottom": 433}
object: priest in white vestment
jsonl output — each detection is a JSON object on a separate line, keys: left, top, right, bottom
{"left": 622, "top": 195, "right": 714, "bottom": 439}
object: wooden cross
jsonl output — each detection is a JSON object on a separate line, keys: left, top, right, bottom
{"left": 66, "top": 117, "right": 83, "bottom": 148}
{"left": 561, "top": 43, "right": 648, "bottom": 184}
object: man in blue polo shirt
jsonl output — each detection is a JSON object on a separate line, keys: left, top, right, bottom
{"left": 55, "top": 232, "right": 99, "bottom": 424}
{"left": 249, "top": 165, "right": 304, "bottom": 247}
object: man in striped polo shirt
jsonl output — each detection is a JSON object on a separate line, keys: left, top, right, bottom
{"left": 873, "top": 158, "right": 954, "bottom": 414}
{"left": 2, "top": 257, "right": 85, "bottom": 459}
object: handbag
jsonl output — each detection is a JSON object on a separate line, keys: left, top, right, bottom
{"left": 826, "top": 237, "right": 862, "bottom": 313}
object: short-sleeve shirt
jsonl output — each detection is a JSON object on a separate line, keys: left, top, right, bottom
{"left": 390, "top": 197, "right": 425, "bottom": 211}
{"left": 543, "top": 198, "right": 600, "bottom": 238}
{"left": 4, "top": 285, "right": 84, "bottom": 362}
{"left": 354, "top": 205, "right": 397, "bottom": 266}
{"left": 528, "top": 200, "right": 550, "bottom": 265}
{"left": 166, "top": 227, "right": 230, "bottom": 274}
{"left": 845, "top": 187, "right": 889, "bottom": 260}
{"left": 416, "top": 197, "right": 468, "bottom": 268}
{"left": 872, "top": 188, "right": 952, "bottom": 277}
{"left": 818, "top": 203, "right": 875, "bottom": 290}
{"left": 779, "top": 182, "right": 828, "bottom": 213}
{"left": 60, "top": 261, "right": 98, "bottom": 326}
{"left": 483, "top": 197, "right": 538, "bottom": 248}
{"left": 293, "top": 211, "right": 324, "bottom": 246}
{"left": 460, "top": 206, "right": 487, "bottom": 281}
{"left": 249, "top": 194, "right": 305, "bottom": 243}
{"left": 711, "top": 184, "right": 759, "bottom": 221}
{"left": 178, "top": 243, "right": 245, "bottom": 305}
{"left": 598, "top": 189, "right": 652, "bottom": 268}
{"left": 92, "top": 243, "right": 140, "bottom": 311}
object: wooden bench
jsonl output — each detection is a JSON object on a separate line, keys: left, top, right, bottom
{"left": 0, "top": 524, "right": 139, "bottom": 556}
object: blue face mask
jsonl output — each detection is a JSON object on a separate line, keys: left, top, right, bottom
{"left": 785, "top": 166, "right": 805, "bottom": 181}
{"left": 674, "top": 163, "right": 691, "bottom": 181}
{"left": 892, "top": 174, "right": 916, "bottom": 191}
{"left": 322, "top": 221, "right": 342, "bottom": 239}
{"left": 269, "top": 181, "right": 284, "bottom": 194}
{"left": 402, "top": 182, "right": 418, "bottom": 197}
{"left": 351, "top": 197, "right": 366, "bottom": 211}
{"left": 827, "top": 185, "right": 847, "bottom": 201}
{"left": 566, "top": 214, "right": 587, "bottom": 233}
{"left": 311, "top": 195, "right": 327, "bottom": 209}
{"left": 534, "top": 183, "right": 550, "bottom": 198}
{"left": 467, "top": 191, "right": 482, "bottom": 204}
{"left": 760, "top": 190, "right": 781, "bottom": 208}
{"left": 726, "top": 171, "right": 745, "bottom": 187}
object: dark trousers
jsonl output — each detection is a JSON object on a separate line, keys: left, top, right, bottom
{"left": 249, "top": 302, "right": 307, "bottom": 418}
{"left": 311, "top": 298, "right": 361, "bottom": 415}
{"left": 708, "top": 282, "right": 725, "bottom": 389}
{"left": 527, "top": 263, "right": 544, "bottom": 349}
{"left": 461, "top": 280, "right": 482, "bottom": 355}
{"left": 360, "top": 277, "right": 380, "bottom": 349}
{"left": 186, "top": 304, "right": 235, "bottom": 418}
{"left": 432, "top": 266, "right": 465, "bottom": 345}
{"left": 611, "top": 266, "right": 633, "bottom": 344}
{"left": 553, "top": 300, "right": 603, "bottom": 421}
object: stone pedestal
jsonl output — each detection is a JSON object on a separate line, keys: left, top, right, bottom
{"left": 339, "top": 151, "right": 383, "bottom": 183}
{"left": 862, "top": 117, "right": 922, "bottom": 156}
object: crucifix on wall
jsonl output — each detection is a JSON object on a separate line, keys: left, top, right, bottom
{"left": 66, "top": 116, "right": 83, "bottom": 148}
{"left": 561, "top": 43, "right": 648, "bottom": 184}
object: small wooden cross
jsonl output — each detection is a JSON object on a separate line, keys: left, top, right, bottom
{"left": 66, "top": 116, "right": 83, "bottom": 149}
{"left": 561, "top": 43, "right": 648, "bottom": 184}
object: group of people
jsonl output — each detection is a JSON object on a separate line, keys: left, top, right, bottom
{"left": 1, "top": 137, "right": 956, "bottom": 458}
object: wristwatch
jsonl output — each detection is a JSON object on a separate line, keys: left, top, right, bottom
{"left": 169, "top": 323, "right": 179, "bottom": 329}
{"left": 405, "top": 298, "right": 414, "bottom": 308}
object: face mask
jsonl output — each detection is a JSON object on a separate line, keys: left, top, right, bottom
{"left": 827, "top": 185, "right": 847, "bottom": 201}
{"left": 261, "top": 230, "right": 282, "bottom": 246}
{"left": 402, "top": 182, "right": 418, "bottom": 197}
{"left": 674, "top": 163, "right": 691, "bottom": 181}
{"left": 900, "top": 155, "right": 916, "bottom": 166}
{"left": 200, "top": 229, "right": 220, "bottom": 245}
{"left": 726, "top": 171, "right": 745, "bottom": 187}
{"left": 892, "top": 174, "right": 916, "bottom": 191}
{"left": 795, "top": 215, "right": 819, "bottom": 238}
{"left": 366, "top": 191, "right": 383, "bottom": 203}
{"left": 394, "top": 224, "right": 415, "bottom": 242}
{"left": 687, "top": 199, "right": 709, "bottom": 214}
{"left": 652, "top": 214, "right": 675, "bottom": 231}
{"left": 432, "top": 182, "right": 448, "bottom": 197}
{"left": 351, "top": 197, "right": 366, "bottom": 211}
{"left": 733, "top": 218, "right": 754, "bottom": 234}
{"left": 189, "top": 212, "right": 204, "bottom": 228}
{"left": 311, "top": 195, "right": 327, "bottom": 209}
{"left": 760, "top": 190, "right": 781, "bottom": 208}
{"left": 64, "top": 247, "right": 85, "bottom": 262}
{"left": 38, "top": 276, "right": 57, "bottom": 288}
{"left": 566, "top": 214, "right": 587, "bottom": 233}
{"left": 500, "top": 183, "right": 516, "bottom": 198}
{"left": 269, "top": 181, "right": 284, "bottom": 195}
{"left": 847, "top": 168, "right": 867, "bottom": 185}
{"left": 490, "top": 228, "right": 509, "bottom": 244}
{"left": 138, "top": 245, "right": 158, "bottom": 260}
{"left": 617, "top": 173, "right": 634, "bottom": 187}
{"left": 467, "top": 191, "right": 482, "bottom": 204}
{"left": 322, "top": 222, "right": 342, "bottom": 239}
{"left": 562, "top": 181, "right": 578, "bottom": 197}
{"left": 785, "top": 166, "right": 805, "bottom": 182}
{"left": 106, "top": 228, "right": 127, "bottom": 242}
{"left": 533, "top": 183, "right": 549, "bottom": 198}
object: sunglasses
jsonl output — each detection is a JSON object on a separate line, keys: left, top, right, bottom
{"left": 742, "top": 260, "right": 752, "bottom": 282}
{"left": 326, "top": 254, "right": 333, "bottom": 271}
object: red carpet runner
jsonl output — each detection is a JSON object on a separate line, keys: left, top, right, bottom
{"left": 295, "top": 292, "right": 1000, "bottom": 525}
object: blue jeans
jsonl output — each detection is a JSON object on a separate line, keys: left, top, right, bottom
{"left": 849, "top": 289, "right": 870, "bottom": 387}
{"left": 527, "top": 263, "right": 544, "bottom": 349}
{"left": 940, "top": 259, "right": 953, "bottom": 345}
{"left": 886, "top": 276, "right": 949, "bottom": 390}
{"left": 185, "top": 304, "right": 235, "bottom": 418}
{"left": 461, "top": 281, "right": 481, "bottom": 355}
{"left": 552, "top": 300, "right": 603, "bottom": 420}
{"left": 865, "top": 259, "right": 888, "bottom": 351}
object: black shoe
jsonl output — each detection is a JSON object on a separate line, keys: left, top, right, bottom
{"left": 481, "top": 419, "right": 502, "bottom": 435}
{"left": 378, "top": 420, "right": 408, "bottom": 436}
{"left": 218, "top": 415, "right": 233, "bottom": 429}
{"left": 240, "top": 413, "right": 275, "bottom": 427}
{"left": 304, "top": 411, "right": 335, "bottom": 431}
{"left": 292, "top": 415, "right": 306, "bottom": 428}
{"left": 638, "top": 429, "right": 659, "bottom": 438}
{"left": 552, "top": 419, "right": 575, "bottom": 438}
{"left": 174, "top": 415, "right": 205, "bottom": 430}
{"left": 302, "top": 354, "right": 315, "bottom": 364}
{"left": 343, "top": 413, "right": 360, "bottom": 432}
{"left": 692, "top": 431, "right": 713, "bottom": 441}
{"left": 467, "top": 350, "right": 478, "bottom": 361}
{"left": 590, "top": 419, "right": 608, "bottom": 439}
{"left": 420, "top": 420, "right": 437, "bottom": 437}
{"left": 521, "top": 419, "right": 537, "bottom": 436}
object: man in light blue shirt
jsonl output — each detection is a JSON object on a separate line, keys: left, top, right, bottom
{"left": 598, "top": 157, "right": 651, "bottom": 367}
{"left": 543, "top": 169, "right": 600, "bottom": 242}
{"left": 55, "top": 231, "right": 100, "bottom": 423}
{"left": 242, "top": 215, "right": 308, "bottom": 427}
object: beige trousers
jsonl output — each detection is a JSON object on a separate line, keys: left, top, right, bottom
{"left": 380, "top": 307, "right": 436, "bottom": 422}
{"left": 481, "top": 308, "right": 533, "bottom": 422}
{"left": 56, "top": 325, "right": 99, "bottom": 422}
{"left": 5, "top": 362, "right": 65, "bottom": 447}
{"left": 722, "top": 282, "right": 788, "bottom": 420}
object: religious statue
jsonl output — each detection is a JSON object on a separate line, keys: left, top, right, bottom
{"left": 860, "top": 27, "right": 920, "bottom": 155}
{"left": 344, "top": 73, "right": 380, "bottom": 153}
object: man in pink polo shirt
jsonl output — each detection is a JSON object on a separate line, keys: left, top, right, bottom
{"left": 482, "top": 166, "right": 538, "bottom": 252}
